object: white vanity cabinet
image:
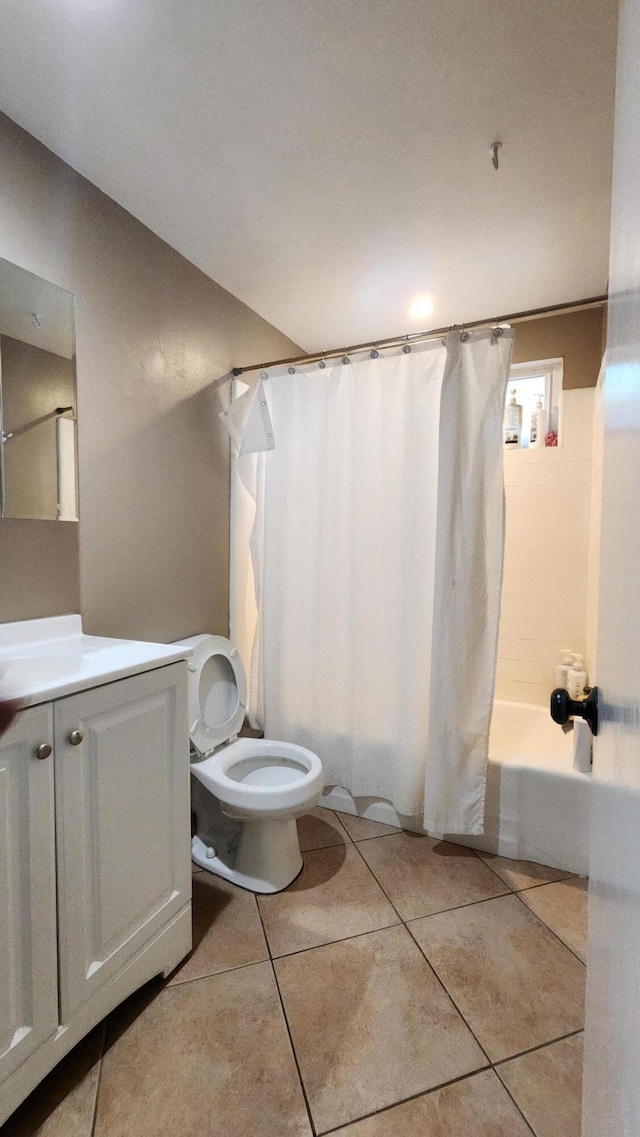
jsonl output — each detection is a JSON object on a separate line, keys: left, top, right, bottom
{"left": 54, "top": 665, "right": 190, "bottom": 1017}
{"left": 0, "top": 705, "right": 58, "bottom": 1086}
{"left": 0, "top": 655, "right": 192, "bottom": 1125}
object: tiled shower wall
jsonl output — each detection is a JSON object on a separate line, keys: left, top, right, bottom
{"left": 496, "top": 388, "right": 596, "bottom": 705}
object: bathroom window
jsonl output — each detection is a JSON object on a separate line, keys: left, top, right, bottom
{"left": 506, "top": 357, "right": 563, "bottom": 447}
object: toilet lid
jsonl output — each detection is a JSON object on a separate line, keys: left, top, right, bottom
{"left": 179, "top": 634, "right": 247, "bottom": 755}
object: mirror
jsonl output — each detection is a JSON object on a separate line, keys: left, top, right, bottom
{"left": 0, "top": 258, "right": 78, "bottom": 521}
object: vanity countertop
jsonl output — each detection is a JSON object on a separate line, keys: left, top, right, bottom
{"left": 0, "top": 615, "right": 191, "bottom": 706}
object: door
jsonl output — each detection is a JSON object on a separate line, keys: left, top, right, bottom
{"left": 0, "top": 705, "right": 58, "bottom": 1084}
{"left": 582, "top": 1, "right": 640, "bottom": 1132}
{"left": 54, "top": 663, "right": 190, "bottom": 1019}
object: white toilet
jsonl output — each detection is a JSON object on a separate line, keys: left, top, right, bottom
{"left": 176, "top": 634, "right": 324, "bottom": 893}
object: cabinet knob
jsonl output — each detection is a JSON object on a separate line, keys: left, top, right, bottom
{"left": 35, "top": 743, "right": 52, "bottom": 760}
{"left": 69, "top": 729, "right": 83, "bottom": 746}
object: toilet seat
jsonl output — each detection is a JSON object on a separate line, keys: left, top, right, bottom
{"left": 191, "top": 737, "right": 324, "bottom": 818}
{"left": 179, "top": 634, "right": 247, "bottom": 756}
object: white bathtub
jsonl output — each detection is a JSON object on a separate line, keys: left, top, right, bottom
{"left": 463, "top": 700, "right": 591, "bottom": 876}
{"left": 321, "top": 699, "right": 591, "bottom": 877}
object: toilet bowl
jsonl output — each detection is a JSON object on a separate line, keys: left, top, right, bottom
{"left": 176, "top": 634, "right": 323, "bottom": 893}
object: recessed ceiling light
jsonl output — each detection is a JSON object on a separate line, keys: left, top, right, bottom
{"left": 408, "top": 297, "right": 435, "bottom": 321}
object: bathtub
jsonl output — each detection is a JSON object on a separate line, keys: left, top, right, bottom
{"left": 462, "top": 700, "right": 591, "bottom": 876}
{"left": 321, "top": 699, "right": 591, "bottom": 877}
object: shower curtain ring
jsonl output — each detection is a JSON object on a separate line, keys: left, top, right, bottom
{"left": 402, "top": 336, "right": 412, "bottom": 354}
{"left": 288, "top": 359, "right": 296, "bottom": 374}
{"left": 370, "top": 344, "right": 379, "bottom": 359}
{"left": 318, "top": 352, "right": 326, "bottom": 369}
{"left": 342, "top": 352, "right": 350, "bottom": 365}
{"left": 460, "top": 329, "right": 469, "bottom": 342}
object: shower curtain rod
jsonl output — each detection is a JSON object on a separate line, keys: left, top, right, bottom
{"left": 232, "top": 294, "right": 607, "bottom": 376}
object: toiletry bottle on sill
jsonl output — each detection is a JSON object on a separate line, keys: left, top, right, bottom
{"left": 555, "top": 649, "right": 574, "bottom": 691}
{"left": 567, "top": 654, "right": 588, "bottom": 700}
{"left": 530, "top": 395, "right": 548, "bottom": 449}
{"left": 504, "top": 389, "right": 523, "bottom": 447}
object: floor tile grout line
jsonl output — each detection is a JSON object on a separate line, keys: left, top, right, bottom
{"left": 469, "top": 847, "right": 521, "bottom": 892}
{"left": 347, "top": 838, "right": 409, "bottom": 923}
{"left": 467, "top": 845, "right": 530, "bottom": 895}
{"left": 400, "top": 888, "right": 515, "bottom": 924}
{"left": 299, "top": 838, "right": 348, "bottom": 855}
{"left": 89, "top": 1020, "right": 107, "bottom": 1137}
{"left": 299, "top": 808, "right": 355, "bottom": 855}
{"left": 513, "top": 889, "right": 587, "bottom": 967}
{"left": 318, "top": 1064, "right": 495, "bottom": 1136}
{"left": 267, "top": 918, "right": 403, "bottom": 962}
{"left": 253, "top": 888, "right": 272, "bottom": 960}
{"left": 351, "top": 832, "right": 400, "bottom": 842}
{"left": 492, "top": 1027, "right": 584, "bottom": 1070}
{"left": 401, "top": 886, "right": 583, "bottom": 940}
{"left": 329, "top": 810, "right": 356, "bottom": 846}
{"left": 494, "top": 1077, "right": 539, "bottom": 1136}
{"left": 466, "top": 844, "right": 582, "bottom": 896}
{"left": 342, "top": 828, "right": 411, "bottom": 847}
{"left": 333, "top": 819, "right": 400, "bottom": 843}
{"left": 512, "top": 873, "right": 580, "bottom": 894}
{"left": 166, "top": 952, "right": 272, "bottom": 989}
{"left": 270, "top": 960, "right": 317, "bottom": 1137}
{"left": 254, "top": 891, "right": 317, "bottom": 1137}
{"left": 402, "top": 921, "right": 494, "bottom": 1067}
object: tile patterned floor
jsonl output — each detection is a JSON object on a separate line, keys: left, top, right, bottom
{"left": 519, "top": 876, "right": 589, "bottom": 963}
{"left": 1, "top": 810, "right": 587, "bottom": 1137}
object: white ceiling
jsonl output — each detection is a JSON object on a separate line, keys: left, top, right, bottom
{"left": 0, "top": 0, "right": 618, "bottom": 354}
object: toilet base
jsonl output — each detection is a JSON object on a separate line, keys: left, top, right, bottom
{"left": 191, "top": 815, "right": 303, "bottom": 893}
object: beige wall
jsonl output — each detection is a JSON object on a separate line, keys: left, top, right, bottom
{"left": 0, "top": 113, "right": 299, "bottom": 640}
{"left": 511, "top": 307, "right": 605, "bottom": 389}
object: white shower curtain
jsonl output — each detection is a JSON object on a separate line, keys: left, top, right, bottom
{"left": 228, "top": 328, "right": 514, "bottom": 834}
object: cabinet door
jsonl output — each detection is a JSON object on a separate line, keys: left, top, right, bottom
{"left": 54, "top": 663, "right": 190, "bottom": 1018}
{"left": 0, "top": 704, "right": 58, "bottom": 1084}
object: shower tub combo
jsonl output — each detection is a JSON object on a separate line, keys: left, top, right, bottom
{"left": 321, "top": 699, "right": 591, "bottom": 877}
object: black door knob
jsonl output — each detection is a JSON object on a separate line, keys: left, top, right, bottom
{"left": 550, "top": 686, "right": 599, "bottom": 736}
